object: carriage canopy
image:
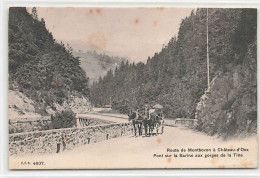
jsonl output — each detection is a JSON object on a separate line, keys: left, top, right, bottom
{"left": 152, "top": 104, "right": 163, "bottom": 109}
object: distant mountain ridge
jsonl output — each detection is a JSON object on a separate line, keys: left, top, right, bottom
{"left": 73, "top": 50, "right": 127, "bottom": 85}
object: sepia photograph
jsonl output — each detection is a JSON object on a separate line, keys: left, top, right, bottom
{"left": 8, "top": 7, "right": 257, "bottom": 169}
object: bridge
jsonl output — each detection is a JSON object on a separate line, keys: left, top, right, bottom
{"left": 9, "top": 113, "right": 257, "bottom": 169}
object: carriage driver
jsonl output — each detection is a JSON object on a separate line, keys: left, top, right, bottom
{"left": 144, "top": 104, "right": 150, "bottom": 119}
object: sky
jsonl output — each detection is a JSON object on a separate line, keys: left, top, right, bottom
{"left": 31, "top": 7, "right": 194, "bottom": 62}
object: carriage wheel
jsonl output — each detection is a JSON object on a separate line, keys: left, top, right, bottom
{"left": 161, "top": 125, "right": 164, "bottom": 134}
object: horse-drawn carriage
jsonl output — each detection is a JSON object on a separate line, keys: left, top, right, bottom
{"left": 128, "top": 104, "right": 164, "bottom": 137}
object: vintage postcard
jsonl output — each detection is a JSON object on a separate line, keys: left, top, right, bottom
{"left": 8, "top": 7, "right": 257, "bottom": 169}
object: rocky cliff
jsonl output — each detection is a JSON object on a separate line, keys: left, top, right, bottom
{"left": 9, "top": 89, "right": 92, "bottom": 119}
{"left": 195, "top": 41, "right": 257, "bottom": 138}
{"left": 9, "top": 90, "right": 41, "bottom": 120}
{"left": 46, "top": 94, "right": 92, "bottom": 115}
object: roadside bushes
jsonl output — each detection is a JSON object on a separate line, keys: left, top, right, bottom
{"left": 51, "top": 110, "right": 77, "bottom": 129}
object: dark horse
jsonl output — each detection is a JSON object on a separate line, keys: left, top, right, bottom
{"left": 128, "top": 110, "right": 143, "bottom": 136}
{"left": 141, "top": 114, "right": 151, "bottom": 136}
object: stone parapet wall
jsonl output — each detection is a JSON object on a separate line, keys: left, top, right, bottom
{"left": 9, "top": 123, "right": 132, "bottom": 156}
{"left": 9, "top": 116, "right": 115, "bottom": 134}
{"left": 9, "top": 116, "right": 51, "bottom": 134}
{"left": 163, "top": 119, "right": 175, "bottom": 126}
{"left": 76, "top": 116, "right": 114, "bottom": 127}
{"left": 164, "top": 118, "right": 198, "bottom": 127}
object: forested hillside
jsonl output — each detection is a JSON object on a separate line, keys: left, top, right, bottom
{"left": 73, "top": 50, "right": 126, "bottom": 85}
{"left": 90, "top": 7, "right": 257, "bottom": 132}
{"left": 9, "top": 7, "right": 90, "bottom": 115}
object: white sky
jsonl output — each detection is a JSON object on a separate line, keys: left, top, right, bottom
{"left": 31, "top": 7, "right": 193, "bottom": 62}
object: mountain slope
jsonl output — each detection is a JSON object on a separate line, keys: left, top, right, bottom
{"left": 9, "top": 7, "right": 91, "bottom": 116}
{"left": 90, "top": 8, "right": 257, "bottom": 137}
{"left": 73, "top": 50, "right": 126, "bottom": 85}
